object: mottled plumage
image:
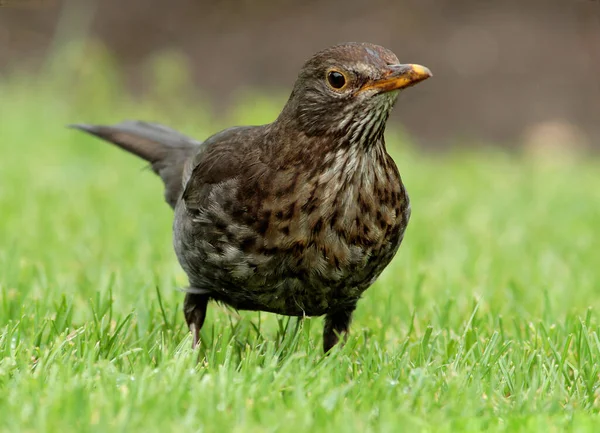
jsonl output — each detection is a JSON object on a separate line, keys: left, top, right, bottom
{"left": 71, "top": 42, "right": 431, "bottom": 352}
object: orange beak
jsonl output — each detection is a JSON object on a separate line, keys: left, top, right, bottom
{"left": 360, "top": 64, "right": 432, "bottom": 93}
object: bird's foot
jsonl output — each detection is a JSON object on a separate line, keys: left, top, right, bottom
{"left": 184, "top": 293, "right": 209, "bottom": 350}
{"left": 323, "top": 306, "right": 356, "bottom": 353}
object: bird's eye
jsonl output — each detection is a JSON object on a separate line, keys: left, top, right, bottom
{"left": 326, "top": 70, "right": 347, "bottom": 90}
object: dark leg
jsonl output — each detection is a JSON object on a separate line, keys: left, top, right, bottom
{"left": 323, "top": 305, "right": 356, "bottom": 353}
{"left": 183, "top": 293, "right": 209, "bottom": 349}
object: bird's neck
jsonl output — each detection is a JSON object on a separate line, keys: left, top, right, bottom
{"left": 267, "top": 112, "right": 391, "bottom": 170}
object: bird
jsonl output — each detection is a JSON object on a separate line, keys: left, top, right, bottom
{"left": 70, "top": 42, "right": 432, "bottom": 353}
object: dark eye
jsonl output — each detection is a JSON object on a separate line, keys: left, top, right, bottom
{"left": 327, "top": 70, "right": 346, "bottom": 89}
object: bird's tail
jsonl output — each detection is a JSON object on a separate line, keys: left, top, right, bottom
{"left": 69, "top": 121, "right": 200, "bottom": 208}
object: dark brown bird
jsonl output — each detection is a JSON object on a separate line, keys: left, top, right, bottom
{"left": 71, "top": 42, "right": 431, "bottom": 352}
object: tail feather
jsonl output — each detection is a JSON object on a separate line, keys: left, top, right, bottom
{"left": 69, "top": 121, "right": 200, "bottom": 208}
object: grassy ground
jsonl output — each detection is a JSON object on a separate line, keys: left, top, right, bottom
{"left": 1, "top": 44, "right": 600, "bottom": 432}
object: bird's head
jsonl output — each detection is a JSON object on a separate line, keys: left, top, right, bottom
{"left": 278, "top": 42, "right": 432, "bottom": 146}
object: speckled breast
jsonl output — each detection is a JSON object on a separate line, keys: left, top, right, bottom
{"left": 173, "top": 149, "right": 410, "bottom": 317}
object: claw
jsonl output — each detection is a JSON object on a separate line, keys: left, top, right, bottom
{"left": 190, "top": 323, "right": 199, "bottom": 349}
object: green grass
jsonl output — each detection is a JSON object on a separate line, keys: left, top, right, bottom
{"left": 1, "top": 43, "right": 600, "bottom": 432}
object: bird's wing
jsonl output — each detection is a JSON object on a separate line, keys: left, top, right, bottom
{"left": 181, "top": 126, "right": 260, "bottom": 212}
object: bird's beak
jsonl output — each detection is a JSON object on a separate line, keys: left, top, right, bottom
{"left": 360, "top": 64, "right": 432, "bottom": 93}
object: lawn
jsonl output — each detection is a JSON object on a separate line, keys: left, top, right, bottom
{"left": 1, "top": 44, "right": 600, "bottom": 432}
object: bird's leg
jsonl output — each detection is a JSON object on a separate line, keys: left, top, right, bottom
{"left": 183, "top": 293, "right": 209, "bottom": 349}
{"left": 323, "top": 305, "right": 356, "bottom": 353}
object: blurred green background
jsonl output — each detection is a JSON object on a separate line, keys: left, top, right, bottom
{"left": 1, "top": 1, "right": 600, "bottom": 432}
